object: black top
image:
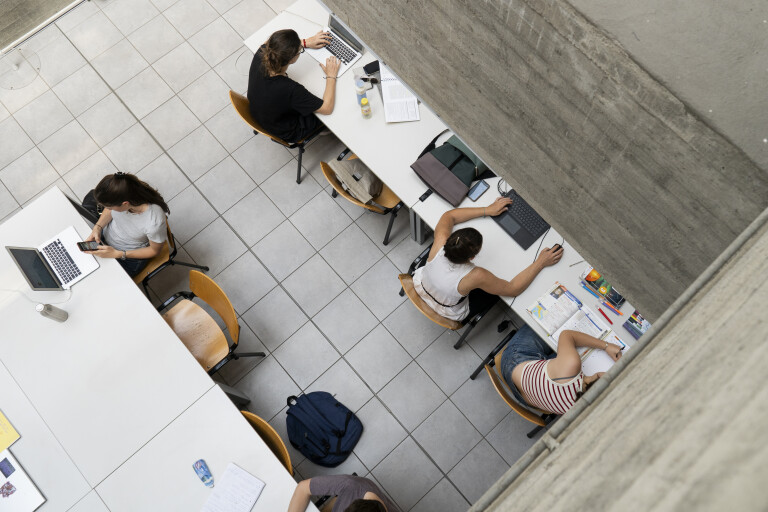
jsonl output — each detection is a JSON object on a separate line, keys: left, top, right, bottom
{"left": 247, "top": 47, "right": 323, "bottom": 142}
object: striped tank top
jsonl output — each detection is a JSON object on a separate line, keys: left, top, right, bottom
{"left": 519, "top": 360, "right": 584, "bottom": 415}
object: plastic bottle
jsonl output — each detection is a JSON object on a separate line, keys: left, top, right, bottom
{"left": 355, "top": 79, "right": 367, "bottom": 105}
{"left": 360, "top": 97, "right": 371, "bottom": 119}
{"left": 36, "top": 303, "right": 68, "bottom": 322}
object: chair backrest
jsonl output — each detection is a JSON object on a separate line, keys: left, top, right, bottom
{"left": 228, "top": 90, "right": 291, "bottom": 147}
{"left": 398, "top": 274, "right": 463, "bottom": 330}
{"left": 240, "top": 411, "right": 293, "bottom": 475}
{"left": 485, "top": 346, "right": 548, "bottom": 426}
{"left": 188, "top": 270, "right": 240, "bottom": 344}
{"left": 320, "top": 162, "right": 387, "bottom": 214}
{"left": 131, "top": 219, "right": 172, "bottom": 285}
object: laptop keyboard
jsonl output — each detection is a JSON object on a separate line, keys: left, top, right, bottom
{"left": 326, "top": 34, "right": 357, "bottom": 64}
{"left": 503, "top": 190, "right": 549, "bottom": 237}
{"left": 42, "top": 239, "right": 81, "bottom": 284}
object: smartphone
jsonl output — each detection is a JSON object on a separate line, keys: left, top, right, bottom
{"left": 467, "top": 180, "right": 490, "bottom": 201}
{"left": 363, "top": 60, "right": 380, "bottom": 74}
{"left": 77, "top": 241, "right": 99, "bottom": 251}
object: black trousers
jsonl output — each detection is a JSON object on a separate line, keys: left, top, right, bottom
{"left": 463, "top": 288, "right": 499, "bottom": 323}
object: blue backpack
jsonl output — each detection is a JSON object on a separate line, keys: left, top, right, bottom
{"left": 286, "top": 392, "right": 363, "bottom": 467}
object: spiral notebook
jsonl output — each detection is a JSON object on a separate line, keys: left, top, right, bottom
{"left": 380, "top": 65, "right": 420, "bottom": 123}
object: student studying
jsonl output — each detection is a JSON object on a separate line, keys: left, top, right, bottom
{"left": 248, "top": 29, "right": 341, "bottom": 143}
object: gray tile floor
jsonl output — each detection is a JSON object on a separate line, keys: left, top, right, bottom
{"left": 0, "top": 1, "right": 541, "bottom": 509}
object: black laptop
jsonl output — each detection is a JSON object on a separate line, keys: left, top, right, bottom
{"left": 492, "top": 189, "right": 550, "bottom": 250}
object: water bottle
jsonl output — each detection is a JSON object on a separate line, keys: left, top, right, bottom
{"left": 36, "top": 303, "right": 68, "bottom": 322}
{"left": 360, "top": 97, "right": 371, "bottom": 119}
{"left": 355, "top": 79, "right": 367, "bottom": 105}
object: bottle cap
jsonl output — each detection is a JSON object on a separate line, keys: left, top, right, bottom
{"left": 356, "top": 79, "right": 364, "bottom": 87}
{"left": 361, "top": 98, "right": 369, "bottom": 105}
{"left": 36, "top": 303, "right": 44, "bottom": 312}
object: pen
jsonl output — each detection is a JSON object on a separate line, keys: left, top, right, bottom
{"left": 569, "top": 259, "right": 585, "bottom": 267}
{"left": 580, "top": 282, "right": 602, "bottom": 299}
{"left": 597, "top": 307, "right": 613, "bottom": 325}
{"left": 602, "top": 301, "right": 623, "bottom": 316}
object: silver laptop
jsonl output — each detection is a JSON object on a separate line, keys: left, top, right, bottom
{"left": 6, "top": 226, "right": 99, "bottom": 290}
{"left": 306, "top": 14, "right": 363, "bottom": 77}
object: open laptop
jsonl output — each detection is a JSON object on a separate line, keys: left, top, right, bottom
{"left": 492, "top": 189, "right": 551, "bottom": 251}
{"left": 306, "top": 14, "right": 363, "bottom": 77}
{"left": 6, "top": 226, "right": 99, "bottom": 290}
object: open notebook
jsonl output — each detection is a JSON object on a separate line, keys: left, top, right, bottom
{"left": 527, "top": 282, "right": 627, "bottom": 375}
{"left": 380, "top": 65, "right": 420, "bottom": 123}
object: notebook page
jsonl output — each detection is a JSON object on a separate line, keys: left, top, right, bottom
{"left": 201, "top": 463, "right": 265, "bottom": 512}
{"left": 380, "top": 66, "right": 420, "bottom": 122}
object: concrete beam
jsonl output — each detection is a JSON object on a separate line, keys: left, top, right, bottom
{"left": 324, "top": 0, "right": 768, "bottom": 320}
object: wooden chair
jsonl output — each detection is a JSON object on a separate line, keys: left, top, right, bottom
{"left": 133, "top": 219, "right": 209, "bottom": 298}
{"left": 158, "top": 270, "right": 265, "bottom": 375}
{"left": 320, "top": 160, "right": 404, "bottom": 245}
{"left": 229, "top": 90, "right": 319, "bottom": 184}
{"left": 240, "top": 411, "right": 293, "bottom": 475}
{"left": 398, "top": 269, "right": 497, "bottom": 350}
{"left": 485, "top": 338, "right": 555, "bottom": 438}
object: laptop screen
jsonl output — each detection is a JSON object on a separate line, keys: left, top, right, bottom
{"left": 329, "top": 15, "right": 362, "bottom": 51}
{"left": 6, "top": 247, "right": 61, "bottom": 290}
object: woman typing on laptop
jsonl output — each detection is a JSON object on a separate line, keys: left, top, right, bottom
{"left": 248, "top": 29, "right": 341, "bottom": 143}
{"left": 413, "top": 198, "right": 564, "bottom": 322}
{"left": 83, "top": 173, "right": 168, "bottom": 277}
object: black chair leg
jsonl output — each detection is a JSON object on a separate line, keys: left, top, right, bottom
{"left": 235, "top": 352, "right": 266, "bottom": 358}
{"left": 331, "top": 189, "right": 338, "bottom": 198}
{"left": 141, "top": 280, "right": 150, "bottom": 299}
{"left": 454, "top": 323, "right": 474, "bottom": 349}
{"left": 399, "top": 287, "right": 405, "bottom": 297}
{"left": 527, "top": 425, "right": 545, "bottom": 438}
{"left": 172, "top": 260, "right": 210, "bottom": 272}
{"left": 383, "top": 203, "right": 403, "bottom": 245}
{"left": 470, "top": 329, "right": 517, "bottom": 380}
{"left": 296, "top": 144, "right": 305, "bottom": 184}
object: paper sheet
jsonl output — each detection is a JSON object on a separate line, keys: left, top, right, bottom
{"left": 0, "top": 450, "right": 45, "bottom": 512}
{"left": 380, "top": 66, "right": 420, "bottom": 123}
{"left": 201, "top": 463, "right": 265, "bottom": 512}
{"left": 0, "top": 411, "right": 19, "bottom": 453}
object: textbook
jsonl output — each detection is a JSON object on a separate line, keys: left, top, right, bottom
{"left": 527, "top": 282, "right": 628, "bottom": 375}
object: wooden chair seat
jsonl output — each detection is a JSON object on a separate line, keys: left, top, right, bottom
{"left": 163, "top": 299, "right": 229, "bottom": 371}
{"left": 132, "top": 240, "right": 169, "bottom": 285}
{"left": 241, "top": 411, "right": 293, "bottom": 475}
{"left": 485, "top": 346, "right": 549, "bottom": 426}
{"left": 398, "top": 274, "right": 463, "bottom": 330}
{"left": 372, "top": 183, "right": 401, "bottom": 210}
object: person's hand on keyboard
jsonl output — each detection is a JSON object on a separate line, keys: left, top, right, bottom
{"left": 486, "top": 197, "right": 513, "bottom": 216}
{"left": 536, "top": 244, "right": 564, "bottom": 268}
{"left": 320, "top": 56, "right": 341, "bottom": 78}
{"left": 306, "top": 31, "right": 332, "bottom": 49}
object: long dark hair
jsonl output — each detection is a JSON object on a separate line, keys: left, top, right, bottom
{"left": 444, "top": 227, "right": 483, "bottom": 264}
{"left": 262, "top": 29, "right": 301, "bottom": 76}
{"left": 94, "top": 172, "right": 170, "bottom": 214}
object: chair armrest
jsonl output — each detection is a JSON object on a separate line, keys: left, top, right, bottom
{"left": 156, "top": 291, "right": 195, "bottom": 312}
{"left": 407, "top": 244, "right": 434, "bottom": 275}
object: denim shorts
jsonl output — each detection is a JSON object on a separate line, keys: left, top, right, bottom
{"left": 499, "top": 325, "right": 556, "bottom": 406}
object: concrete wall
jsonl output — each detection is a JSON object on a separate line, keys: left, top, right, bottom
{"left": 324, "top": 0, "right": 768, "bottom": 320}
{"left": 483, "top": 217, "right": 768, "bottom": 511}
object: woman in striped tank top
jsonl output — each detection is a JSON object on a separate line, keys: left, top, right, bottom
{"left": 500, "top": 325, "right": 623, "bottom": 415}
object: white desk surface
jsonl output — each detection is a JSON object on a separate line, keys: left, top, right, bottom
{"left": 243, "top": 0, "right": 444, "bottom": 208}
{"left": 412, "top": 178, "right": 639, "bottom": 349}
{"left": 97, "top": 385, "right": 311, "bottom": 512}
{"left": 0, "top": 188, "right": 310, "bottom": 511}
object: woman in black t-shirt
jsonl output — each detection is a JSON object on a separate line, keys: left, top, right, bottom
{"left": 247, "top": 29, "right": 341, "bottom": 143}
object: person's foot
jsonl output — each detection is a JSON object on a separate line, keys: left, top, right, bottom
{"left": 316, "top": 128, "right": 332, "bottom": 137}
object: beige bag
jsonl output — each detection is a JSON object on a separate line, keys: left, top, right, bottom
{"left": 328, "top": 159, "right": 383, "bottom": 204}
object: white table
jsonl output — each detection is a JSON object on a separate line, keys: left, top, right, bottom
{"left": 243, "top": 0, "right": 446, "bottom": 209}
{"left": 0, "top": 188, "right": 313, "bottom": 511}
{"left": 412, "top": 177, "right": 639, "bottom": 349}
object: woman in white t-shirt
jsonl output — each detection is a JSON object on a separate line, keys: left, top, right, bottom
{"left": 84, "top": 172, "right": 168, "bottom": 277}
{"left": 413, "top": 197, "right": 564, "bottom": 321}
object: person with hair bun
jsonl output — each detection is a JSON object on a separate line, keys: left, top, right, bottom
{"left": 413, "top": 197, "right": 564, "bottom": 321}
{"left": 83, "top": 172, "right": 169, "bottom": 277}
{"left": 247, "top": 29, "right": 340, "bottom": 143}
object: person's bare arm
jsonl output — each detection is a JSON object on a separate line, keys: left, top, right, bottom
{"left": 428, "top": 197, "right": 512, "bottom": 261}
{"left": 548, "top": 330, "right": 622, "bottom": 380}
{"left": 315, "top": 57, "right": 341, "bottom": 115}
{"left": 459, "top": 245, "right": 563, "bottom": 296}
{"left": 287, "top": 479, "right": 312, "bottom": 512}
{"left": 85, "top": 239, "right": 163, "bottom": 260}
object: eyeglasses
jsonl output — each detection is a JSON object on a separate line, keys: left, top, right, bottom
{"left": 298, "top": 46, "right": 305, "bottom": 55}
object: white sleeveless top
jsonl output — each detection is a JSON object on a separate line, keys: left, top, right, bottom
{"left": 412, "top": 248, "right": 474, "bottom": 321}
